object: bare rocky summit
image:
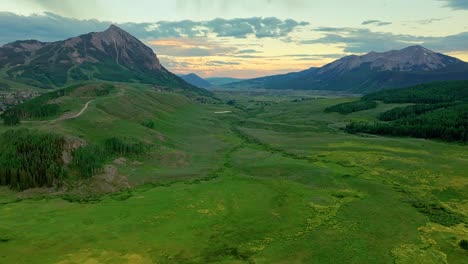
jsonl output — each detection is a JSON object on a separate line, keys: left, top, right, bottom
{"left": 319, "top": 45, "right": 463, "bottom": 75}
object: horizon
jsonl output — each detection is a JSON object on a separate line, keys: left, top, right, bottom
{"left": 1, "top": 0, "right": 467, "bottom": 78}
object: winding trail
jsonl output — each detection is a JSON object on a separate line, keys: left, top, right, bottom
{"left": 64, "top": 99, "right": 96, "bottom": 120}
{"left": 55, "top": 88, "right": 125, "bottom": 122}
{"left": 23, "top": 86, "right": 125, "bottom": 124}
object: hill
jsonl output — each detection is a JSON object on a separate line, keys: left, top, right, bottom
{"left": 225, "top": 46, "right": 468, "bottom": 93}
{"left": 225, "top": 67, "right": 318, "bottom": 90}
{"left": 0, "top": 25, "right": 209, "bottom": 96}
{"left": 180, "top": 73, "right": 212, "bottom": 89}
{"left": 0, "top": 81, "right": 227, "bottom": 191}
{"left": 206, "top": 77, "right": 245, "bottom": 86}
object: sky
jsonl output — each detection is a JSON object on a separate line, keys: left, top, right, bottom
{"left": 0, "top": 0, "right": 467, "bottom": 78}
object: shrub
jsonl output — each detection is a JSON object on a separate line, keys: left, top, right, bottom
{"left": 141, "top": 120, "right": 155, "bottom": 129}
{"left": 105, "top": 137, "right": 146, "bottom": 155}
{"left": 460, "top": 239, "right": 468, "bottom": 250}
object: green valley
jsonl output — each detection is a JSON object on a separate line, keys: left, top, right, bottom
{"left": 0, "top": 81, "right": 467, "bottom": 263}
{"left": 1, "top": 8, "right": 468, "bottom": 263}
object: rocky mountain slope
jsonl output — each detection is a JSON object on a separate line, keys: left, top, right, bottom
{"left": 225, "top": 46, "right": 468, "bottom": 93}
{"left": 0, "top": 25, "right": 209, "bottom": 96}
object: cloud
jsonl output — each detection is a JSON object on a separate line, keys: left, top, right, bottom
{"left": 236, "top": 49, "right": 261, "bottom": 54}
{"left": 147, "top": 38, "right": 237, "bottom": 57}
{"left": 361, "top": 20, "right": 392, "bottom": 26}
{"left": 206, "top": 61, "right": 241, "bottom": 66}
{"left": 203, "top": 17, "right": 309, "bottom": 38}
{"left": 302, "top": 27, "right": 468, "bottom": 53}
{"left": 404, "top": 17, "right": 450, "bottom": 25}
{"left": 0, "top": 12, "right": 110, "bottom": 44}
{"left": 24, "top": 0, "right": 100, "bottom": 18}
{"left": 440, "top": 0, "right": 468, "bottom": 10}
{"left": 0, "top": 12, "right": 309, "bottom": 44}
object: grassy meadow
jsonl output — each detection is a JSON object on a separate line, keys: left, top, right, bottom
{"left": 0, "top": 85, "right": 467, "bottom": 263}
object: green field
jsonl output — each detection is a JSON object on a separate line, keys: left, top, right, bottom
{"left": 0, "top": 84, "right": 467, "bottom": 263}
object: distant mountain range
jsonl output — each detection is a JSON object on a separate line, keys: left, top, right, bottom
{"left": 2, "top": 27, "right": 467, "bottom": 95}
{"left": 224, "top": 45, "right": 468, "bottom": 93}
{"left": 0, "top": 25, "right": 209, "bottom": 96}
{"left": 205, "top": 77, "right": 244, "bottom": 86}
{"left": 180, "top": 74, "right": 244, "bottom": 88}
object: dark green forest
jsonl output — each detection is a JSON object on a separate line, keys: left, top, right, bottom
{"left": 324, "top": 100, "right": 377, "bottom": 114}
{"left": 343, "top": 81, "right": 468, "bottom": 142}
{"left": 346, "top": 103, "right": 467, "bottom": 142}
{"left": 0, "top": 127, "right": 147, "bottom": 190}
{"left": 363, "top": 80, "right": 468, "bottom": 103}
{"left": 0, "top": 129, "right": 65, "bottom": 190}
{"left": 378, "top": 103, "right": 455, "bottom": 121}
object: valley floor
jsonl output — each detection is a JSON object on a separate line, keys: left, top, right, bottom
{"left": 0, "top": 86, "right": 467, "bottom": 263}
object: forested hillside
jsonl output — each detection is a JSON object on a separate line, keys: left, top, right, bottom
{"left": 0, "top": 129, "right": 65, "bottom": 190}
{"left": 329, "top": 81, "right": 468, "bottom": 142}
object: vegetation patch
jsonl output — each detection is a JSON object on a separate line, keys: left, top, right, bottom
{"left": 0, "top": 129, "right": 65, "bottom": 190}
{"left": 346, "top": 103, "right": 468, "bottom": 142}
{"left": 378, "top": 103, "right": 454, "bottom": 121}
{"left": 363, "top": 80, "right": 468, "bottom": 103}
{"left": 331, "top": 189, "right": 363, "bottom": 199}
{"left": 0, "top": 234, "right": 11, "bottom": 243}
{"left": 344, "top": 81, "right": 468, "bottom": 142}
{"left": 0, "top": 82, "right": 11, "bottom": 91}
{"left": 71, "top": 145, "right": 108, "bottom": 178}
{"left": 459, "top": 239, "right": 468, "bottom": 250}
{"left": 409, "top": 200, "right": 465, "bottom": 227}
{"left": 325, "top": 100, "right": 377, "bottom": 114}
{"left": 105, "top": 137, "right": 147, "bottom": 156}
{"left": 72, "top": 137, "right": 148, "bottom": 179}
{"left": 61, "top": 194, "right": 102, "bottom": 204}
{"left": 110, "top": 190, "right": 133, "bottom": 201}
{"left": 141, "top": 120, "right": 155, "bottom": 129}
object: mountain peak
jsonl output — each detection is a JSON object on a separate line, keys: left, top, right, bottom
{"left": 404, "top": 45, "right": 424, "bottom": 50}
{"left": 180, "top": 73, "right": 212, "bottom": 88}
{"left": 401, "top": 45, "right": 434, "bottom": 54}
{"left": 85, "top": 24, "right": 162, "bottom": 70}
{"left": 319, "top": 45, "right": 462, "bottom": 74}
{"left": 105, "top": 24, "right": 126, "bottom": 34}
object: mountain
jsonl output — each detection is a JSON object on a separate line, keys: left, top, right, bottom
{"left": 225, "top": 46, "right": 468, "bottom": 93}
{"left": 180, "top": 73, "right": 212, "bottom": 89}
{"left": 206, "top": 77, "right": 245, "bottom": 86}
{"left": 224, "top": 67, "right": 318, "bottom": 90}
{"left": 180, "top": 75, "right": 246, "bottom": 88}
{"left": 0, "top": 25, "right": 209, "bottom": 96}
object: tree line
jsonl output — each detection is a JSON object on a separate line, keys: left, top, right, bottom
{"left": 363, "top": 80, "right": 468, "bottom": 104}
{"left": 346, "top": 109, "right": 467, "bottom": 142}
{"left": 378, "top": 103, "right": 455, "bottom": 121}
{"left": 324, "top": 100, "right": 377, "bottom": 114}
{"left": 345, "top": 80, "right": 468, "bottom": 143}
